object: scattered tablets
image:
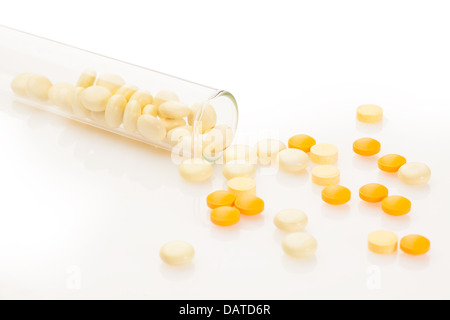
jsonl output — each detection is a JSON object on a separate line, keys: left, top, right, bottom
{"left": 321, "top": 185, "right": 351, "bottom": 205}
{"left": 398, "top": 162, "right": 431, "bottom": 185}
{"left": 312, "top": 165, "right": 340, "bottom": 186}
{"left": 353, "top": 137, "right": 381, "bottom": 156}
{"left": 234, "top": 195, "right": 264, "bottom": 215}
{"left": 310, "top": 143, "right": 338, "bottom": 164}
{"left": 378, "top": 154, "right": 407, "bottom": 173}
{"left": 368, "top": 230, "right": 398, "bottom": 255}
{"left": 210, "top": 206, "right": 240, "bottom": 226}
{"left": 227, "top": 177, "right": 257, "bottom": 197}
{"left": 288, "top": 134, "right": 316, "bottom": 152}
{"left": 282, "top": 232, "right": 317, "bottom": 258}
{"left": 178, "top": 158, "right": 213, "bottom": 182}
{"left": 207, "top": 191, "right": 236, "bottom": 209}
{"left": 357, "top": 104, "right": 383, "bottom": 123}
{"left": 381, "top": 195, "right": 411, "bottom": 216}
{"left": 273, "top": 209, "right": 308, "bottom": 232}
{"left": 277, "top": 148, "right": 310, "bottom": 173}
{"left": 160, "top": 241, "right": 195, "bottom": 266}
{"left": 400, "top": 234, "right": 431, "bottom": 255}
{"left": 359, "top": 183, "right": 389, "bottom": 203}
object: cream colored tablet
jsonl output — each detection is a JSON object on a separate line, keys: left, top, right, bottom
{"left": 80, "top": 86, "right": 112, "bottom": 112}
{"left": 368, "top": 230, "right": 398, "bottom": 255}
{"left": 188, "top": 102, "right": 217, "bottom": 133}
{"left": 223, "top": 161, "right": 256, "bottom": 180}
{"left": 11, "top": 72, "right": 34, "bottom": 97}
{"left": 274, "top": 209, "right": 308, "bottom": 232}
{"left": 158, "top": 101, "right": 191, "bottom": 119}
{"left": 137, "top": 115, "right": 166, "bottom": 142}
{"left": 130, "top": 90, "right": 153, "bottom": 109}
{"left": 282, "top": 232, "right": 317, "bottom": 258}
{"left": 398, "top": 162, "right": 431, "bottom": 185}
{"left": 105, "top": 95, "right": 127, "bottom": 128}
{"left": 69, "top": 87, "right": 90, "bottom": 118}
{"left": 160, "top": 241, "right": 195, "bottom": 266}
{"left": 161, "top": 118, "right": 186, "bottom": 132}
{"left": 115, "top": 84, "right": 138, "bottom": 101}
{"left": 310, "top": 143, "right": 338, "bottom": 164}
{"left": 26, "top": 74, "right": 52, "bottom": 102}
{"left": 256, "top": 139, "right": 287, "bottom": 165}
{"left": 167, "top": 126, "right": 192, "bottom": 144}
{"left": 312, "top": 165, "right": 340, "bottom": 186}
{"left": 49, "top": 83, "right": 75, "bottom": 110}
{"left": 278, "top": 148, "right": 310, "bottom": 173}
{"left": 142, "top": 104, "right": 158, "bottom": 117}
{"left": 357, "top": 104, "right": 383, "bottom": 123}
{"left": 223, "top": 145, "right": 257, "bottom": 163}
{"left": 178, "top": 158, "right": 213, "bottom": 182}
{"left": 227, "top": 177, "right": 256, "bottom": 197}
{"left": 95, "top": 73, "right": 125, "bottom": 94}
{"left": 76, "top": 68, "right": 96, "bottom": 88}
{"left": 123, "top": 100, "right": 141, "bottom": 132}
{"left": 153, "top": 89, "right": 179, "bottom": 107}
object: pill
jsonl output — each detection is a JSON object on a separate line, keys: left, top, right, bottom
{"left": 167, "top": 126, "right": 192, "bottom": 144}
{"left": 359, "top": 183, "right": 389, "bottom": 203}
{"left": 130, "top": 90, "right": 153, "bottom": 109}
{"left": 206, "top": 190, "right": 236, "bottom": 209}
{"left": 310, "top": 143, "right": 338, "bottom": 164}
{"left": 398, "top": 162, "right": 431, "bottom": 185}
{"left": 278, "top": 148, "right": 310, "bottom": 173}
{"left": 188, "top": 102, "right": 217, "bottom": 133}
{"left": 142, "top": 104, "right": 158, "bottom": 117}
{"left": 160, "top": 240, "right": 195, "bottom": 266}
{"left": 179, "top": 158, "right": 213, "bottom": 182}
{"left": 234, "top": 195, "right": 264, "bottom": 216}
{"left": 153, "top": 89, "right": 179, "bottom": 107}
{"left": 210, "top": 206, "right": 240, "bottom": 226}
{"left": 256, "top": 139, "right": 287, "bottom": 165}
{"left": 378, "top": 154, "right": 407, "bottom": 173}
{"left": 76, "top": 68, "right": 96, "bottom": 88}
{"left": 115, "top": 84, "right": 138, "bottom": 101}
{"left": 223, "top": 144, "right": 257, "bottom": 163}
{"left": 312, "top": 165, "right": 340, "bottom": 186}
{"left": 137, "top": 115, "right": 166, "bottom": 142}
{"left": 123, "top": 100, "right": 141, "bottom": 132}
{"left": 357, "top": 104, "right": 383, "bottom": 123}
{"left": 158, "top": 101, "right": 191, "bottom": 119}
{"left": 80, "top": 86, "right": 112, "bottom": 112}
{"left": 353, "top": 137, "right": 381, "bottom": 156}
{"left": 49, "top": 83, "right": 75, "bottom": 110}
{"left": 274, "top": 209, "right": 308, "bottom": 232}
{"left": 161, "top": 118, "right": 186, "bottom": 132}
{"left": 26, "top": 74, "right": 52, "bottom": 102}
{"left": 11, "top": 72, "right": 34, "bottom": 97}
{"left": 288, "top": 134, "right": 316, "bottom": 152}
{"left": 69, "top": 87, "right": 90, "bottom": 118}
{"left": 105, "top": 94, "right": 127, "bottom": 128}
{"left": 95, "top": 73, "right": 125, "bottom": 94}
{"left": 400, "top": 234, "right": 431, "bottom": 255}
{"left": 222, "top": 161, "right": 256, "bottom": 180}
{"left": 321, "top": 185, "right": 351, "bottom": 205}
{"left": 90, "top": 111, "right": 106, "bottom": 124}
{"left": 381, "top": 195, "right": 411, "bottom": 216}
{"left": 227, "top": 177, "right": 256, "bottom": 197}
{"left": 368, "top": 230, "right": 398, "bottom": 255}
{"left": 282, "top": 232, "right": 317, "bottom": 258}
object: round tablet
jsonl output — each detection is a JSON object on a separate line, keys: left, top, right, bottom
{"left": 357, "top": 104, "right": 383, "bottom": 123}
{"left": 137, "top": 115, "right": 167, "bottom": 142}
{"left": 160, "top": 241, "right": 195, "bottom": 266}
{"left": 321, "top": 185, "right": 351, "bottom": 205}
{"left": 76, "top": 68, "right": 96, "bottom": 88}
{"left": 26, "top": 74, "right": 52, "bottom": 102}
{"left": 206, "top": 191, "right": 236, "bottom": 209}
{"left": 130, "top": 90, "right": 153, "bottom": 109}
{"left": 105, "top": 94, "right": 127, "bottom": 128}
{"left": 210, "top": 206, "right": 240, "bottom": 226}
{"left": 400, "top": 234, "right": 431, "bottom": 255}
{"left": 222, "top": 161, "right": 256, "bottom": 180}
{"left": 153, "top": 89, "right": 179, "bottom": 107}
{"left": 11, "top": 72, "right": 34, "bottom": 97}
{"left": 235, "top": 195, "right": 264, "bottom": 216}
{"left": 227, "top": 177, "right": 256, "bottom": 197}
{"left": 188, "top": 102, "right": 217, "bottom": 133}
{"left": 282, "top": 232, "right": 317, "bottom": 258}
{"left": 378, "top": 154, "right": 407, "bottom": 173}
{"left": 312, "top": 165, "right": 340, "bottom": 186}
{"left": 368, "top": 230, "right": 398, "bottom": 255}
{"left": 310, "top": 143, "right": 338, "bottom": 164}
{"left": 277, "top": 148, "right": 310, "bottom": 173}
{"left": 359, "top": 183, "right": 389, "bottom": 203}
{"left": 353, "top": 137, "right": 381, "bottom": 156}
{"left": 398, "top": 162, "right": 431, "bottom": 185}
{"left": 81, "top": 86, "right": 112, "bottom": 112}
{"left": 178, "top": 158, "right": 213, "bottom": 182}
{"left": 256, "top": 139, "right": 287, "bottom": 165}
{"left": 288, "top": 134, "right": 316, "bottom": 152}
{"left": 273, "top": 209, "right": 308, "bottom": 232}
{"left": 381, "top": 195, "right": 411, "bottom": 216}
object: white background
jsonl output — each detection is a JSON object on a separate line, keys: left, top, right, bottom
{"left": 0, "top": 0, "right": 449, "bottom": 299}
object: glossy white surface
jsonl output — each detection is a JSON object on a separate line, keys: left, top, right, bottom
{"left": 1, "top": 0, "right": 450, "bottom": 300}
